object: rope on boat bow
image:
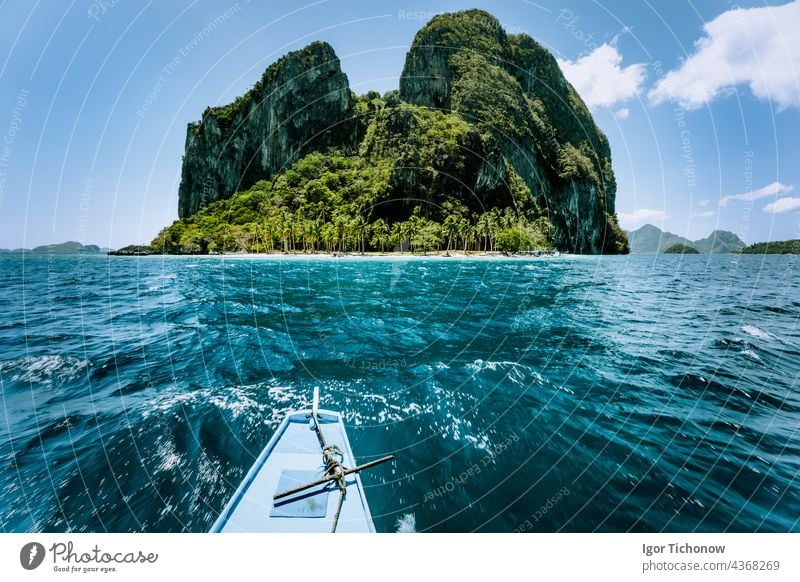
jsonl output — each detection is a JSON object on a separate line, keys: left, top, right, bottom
{"left": 273, "top": 387, "right": 395, "bottom": 532}
{"left": 321, "top": 443, "right": 347, "bottom": 532}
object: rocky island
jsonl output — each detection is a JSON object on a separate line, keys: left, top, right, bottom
{"left": 737, "top": 240, "right": 800, "bottom": 254}
{"left": 663, "top": 243, "right": 699, "bottom": 254}
{"left": 626, "top": 224, "right": 745, "bottom": 254}
{"left": 153, "top": 10, "right": 628, "bottom": 255}
{"left": 31, "top": 241, "right": 102, "bottom": 254}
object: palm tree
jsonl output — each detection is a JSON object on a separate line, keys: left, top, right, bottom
{"left": 350, "top": 214, "right": 367, "bottom": 253}
{"left": 407, "top": 214, "right": 425, "bottom": 253}
{"left": 488, "top": 208, "right": 501, "bottom": 251}
{"left": 370, "top": 219, "right": 390, "bottom": 252}
{"left": 466, "top": 222, "right": 477, "bottom": 251}
{"left": 500, "top": 207, "right": 515, "bottom": 230}
{"left": 456, "top": 217, "right": 470, "bottom": 251}
{"left": 279, "top": 210, "right": 291, "bottom": 252}
{"left": 390, "top": 222, "right": 404, "bottom": 251}
{"left": 443, "top": 214, "right": 460, "bottom": 251}
{"left": 305, "top": 218, "right": 320, "bottom": 252}
{"left": 291, "top": 215, "right": 304, "bottom": 252}
{"left": 333, "top": 211, "right": 348, "bottom": 252}
{"left": 413, "top": 219, "right": 443, "bottom": 253}
{"left": 476, "top": 213, "right": 491, "bottom": 251}
{"left": 321, "top": 222, "right": 336, "bottom": 252}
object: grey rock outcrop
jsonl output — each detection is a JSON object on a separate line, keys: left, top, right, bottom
{"left": 178, "top": 42, "right": 354, "bottom": 217}
{"left": 399, "top": 10, "right": 626, "bottom": 253}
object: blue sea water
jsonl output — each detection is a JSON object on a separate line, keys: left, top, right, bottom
{"left": 0, "top": 253, "right": 799, "bottom": 532}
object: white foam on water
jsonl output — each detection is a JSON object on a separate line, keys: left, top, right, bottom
{"left": 741, "top": 349, "right": 763, "bottom": 362}
{"left": 142, "top": 383, "right": 268, "bottom": 420}
{"left": 0, "top": 355, "right": 91, "bottom": 386}
{"left": 402, "top": 402, "right": 421, "bottom": 414}
{"left": 156, "top": 436, "right": 181, "bottom": 472}
{"left": 395, "top": 513, "right": 416, "bottom": 533}
{"left": 208, "top": 389, "right": 264, "bottom": 418}
{"left": 742, "top": 325, "right": 773, "bottom": 340}
{"left": 468, "top": 359, "right": 545, "bottom": 385}
{"left": 465, "top": 432, "right": 491, "bottom": 450}
{"left": 266, "top": 385, "right": 295, "bottom": 404}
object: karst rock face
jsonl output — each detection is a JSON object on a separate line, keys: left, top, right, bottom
{"left": 178, "top": 41, "right": 355, "bottom": 218}
{"left": 399, "top": 10, "right": 626, "bottom": 253}
{"left": 176, "top": 10, "right": 628, "bottom": 254}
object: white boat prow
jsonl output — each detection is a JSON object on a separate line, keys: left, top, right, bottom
{"left": 210, "top": 408, "right": 378, "bottom": 533}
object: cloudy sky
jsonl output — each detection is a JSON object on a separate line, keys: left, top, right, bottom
{"left": 0, "top": 0, "right": 798, "bottom": 247}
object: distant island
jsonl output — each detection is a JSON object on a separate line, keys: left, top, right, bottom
{"left": 663, "top": 243, "right": 699, "bottom": 254}
{"left": 108, "top": 245, "right": 158, "bottom": 256}
{"left": 32, "top": 241, "right": 101, "bottom": 254}
{"left": 0, "top": 241, "right": 109, "bottom": 254}
{"left": 737, "top": 240, "right": 800, "bottom": 254}
{"left": 145, "top": 10, "right": 628, "bottom": 256}
{"left": 626, "top": 224, "right": 745, "bottom": 254}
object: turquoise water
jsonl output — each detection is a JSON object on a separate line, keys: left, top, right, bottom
{"left": 1, "top": 253, "right": 799, "bottom": 532}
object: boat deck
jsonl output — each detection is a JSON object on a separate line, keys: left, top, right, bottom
{"left": 210, "top": 410, "right": 375, "bottom": 533}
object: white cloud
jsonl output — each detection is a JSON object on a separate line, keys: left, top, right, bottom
{"left": 558, "top": 44, "right": 646, "bottom": 108}
{"left": 719, "top": 181, "right": 794, "bottom": 207}
{"left": 649, "top": 1, "right": 800, "bottom": 110}
{"left": 614, "top": 107, "right": 630, "bottom": 119}
{"left": 763, "top": 197, "right": 800, "bottom": 214}
{"left": 698, "top": 198, "right": 711, "bottom": 207}
{"left": 617, "top": 208, "right": 670, "bottom": 229}
{"left": 690, "top": 210, "right": 716, "bottom": 218}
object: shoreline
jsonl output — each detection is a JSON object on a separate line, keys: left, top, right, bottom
{"left": 4, "top": 251, "right": 773, "bottom": 260}
{"left": 107, "top": 250, "right": 568, "bottom": 260}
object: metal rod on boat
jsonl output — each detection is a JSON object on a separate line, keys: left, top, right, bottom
{"left": 342, "top": 454, "right": 395, "bottom": 476}
{"left": 331, "top": 491, "right": 346, "bottom": 533}
{"left": 309, "top": 386, "right": 330, "bottom": 452}
{"left": 273, "top": 455, "right": 396, "bottom": 500}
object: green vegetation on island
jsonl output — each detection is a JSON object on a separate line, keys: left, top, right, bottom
{"left": 108, "top": 245, "right": 157, "bottom": 256}
{"left": 154, "top": 130, "right": 553, "bottom": 254}
{"left": 737, "top": 240, "right": 800, "bottom": 254}
{"left": 663, "top": 243, "right": 699, "bottom": 254}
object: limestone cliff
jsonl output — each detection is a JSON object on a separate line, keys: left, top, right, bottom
{"left": 400, "top": 10, "right": 626, "bottom": 253}
{"left": 178, "top": 41, "right": 354, "bottom": 217}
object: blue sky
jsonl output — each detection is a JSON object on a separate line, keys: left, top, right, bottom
{"left": 0, "top": 0, "right": 798, "bottom": 248}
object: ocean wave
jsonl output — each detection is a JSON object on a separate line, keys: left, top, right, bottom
{"left": 141, "top": 383, "right": 270, "bottom": 422}
{"left": 467, "top": 359, "right": 545, "bottom": 387}
{"left": 742, "top": 325, "right": 774, "bottom": 340}
{"left": 0, "top": 355, "right": 91, "bottom": 386}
